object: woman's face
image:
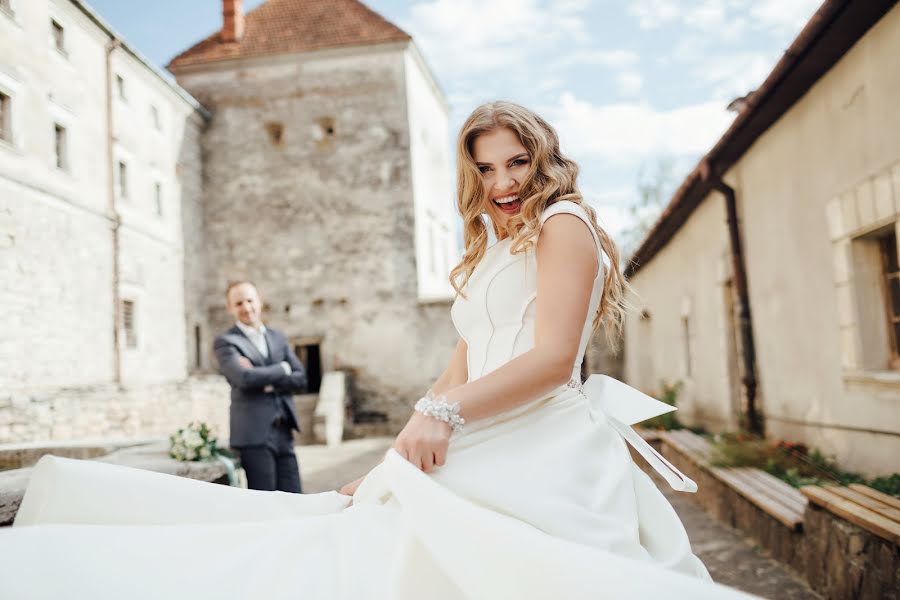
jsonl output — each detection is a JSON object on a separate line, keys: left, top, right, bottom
{"left": 472, "top": 127, "right": 531, "bottom": 233}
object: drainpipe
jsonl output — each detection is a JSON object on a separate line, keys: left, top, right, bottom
{"left": 106, "top": 38, "right": 122, "bottom": 384}
{"left": 702, "top": 164, "right": 762, "bottom": 435}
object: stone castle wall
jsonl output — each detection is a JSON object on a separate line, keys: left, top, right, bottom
{"left": 174, "top": 45, "right": 458, "bottom": 429}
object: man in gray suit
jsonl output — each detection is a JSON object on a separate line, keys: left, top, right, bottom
{"left": 214, "top": 281, "right": 307, "bottom": 492}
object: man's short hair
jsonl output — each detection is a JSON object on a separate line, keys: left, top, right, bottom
{"left": 225, "top": 280, "right": 257, "bottom": 299}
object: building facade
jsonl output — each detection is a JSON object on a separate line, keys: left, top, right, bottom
{"left": 624, "top": 2, "right": 900, "bottom": 475}
{"left": 0, "top": 0, "right": 459, "bottom": 443}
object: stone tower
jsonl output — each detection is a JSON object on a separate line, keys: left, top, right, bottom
{"left": 168, "top": 0, "right": 459, "bottom": 428}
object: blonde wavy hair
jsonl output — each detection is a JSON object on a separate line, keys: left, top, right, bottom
{"left": 449, "top": 101, "right": 630, "bottom": 347}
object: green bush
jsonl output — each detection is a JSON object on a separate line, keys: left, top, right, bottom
{"left": 710, "top": 433, "right": 898, "bottom": 497}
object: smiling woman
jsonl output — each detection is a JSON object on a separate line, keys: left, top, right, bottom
{"left": 0, "top": 101, "right": 754, "bottom": 600}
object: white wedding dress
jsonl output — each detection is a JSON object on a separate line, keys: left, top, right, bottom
{"left": 0, "top": 201, "right": 755, "bottom": 599}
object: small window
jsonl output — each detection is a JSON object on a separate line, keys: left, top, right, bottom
{"left": 122, "top": 299, "right": 137, "bottom": 348}
{"left": 54, "top": 123, "right": 67, "bottom": 170}
{"left": 682, "top": 316, "right": 692, "bottom": 377}
{"left": 117, "top": 161, "right": 128, "bottom": 199}
{"left": 880, "top": 231, "right": 900, "bottom": 365}
{"left": 0, "top": 92, "right": 10, "bottom": 143}
{"left": 51, "top": 20, "right": 66, "bottom": 55}
{"left": 150, "top": 105, "right": 161, "bottom": 131}
{"left": 0, "top": 0, "right": 14, "bottom": 18}
{"left": 116, "top": 75, "right": 127, "bottom": 102}
{"left": 154, "top": 181, "right": 163, "bottom": 216}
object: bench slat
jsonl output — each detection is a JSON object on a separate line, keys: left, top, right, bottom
{"left": 848, "top": 483, "right": 900, "bottom": 511}
{"left": 729, "top": 468, "right": 808, "bottom": 515}
{"left": 713, "top": 467, "right": 804, "bottom": 529}
{"left": 802, "top": 486, "right": 900, "bottom": 545}
{"left": 828, "top": 486, "right": 900, "bottom": 524}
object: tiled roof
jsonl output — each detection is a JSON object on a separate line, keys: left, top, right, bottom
{"left": 168, "top": 0, "right": 411, "bottom": 69}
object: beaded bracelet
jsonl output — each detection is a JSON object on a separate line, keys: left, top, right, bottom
{"left": 414, "top": 391, "right": 466, "bottom": 433}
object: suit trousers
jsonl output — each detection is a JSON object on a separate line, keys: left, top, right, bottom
{"left": 236, "top": 421, "right": 302, "bottom": 493}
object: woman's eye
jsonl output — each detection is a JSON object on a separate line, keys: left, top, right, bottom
{"left": 478, "top": 166, "right": 491, "bottom": 173}
{"left": 511, "top": 159, "right": 529, "bottom": 167}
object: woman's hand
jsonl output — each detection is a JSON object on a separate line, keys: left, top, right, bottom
{"left": 392, "top": 412, "right": 452, "bottom": 473}
{"left": 338, "top": 475, "right": 364, "bottom": 497}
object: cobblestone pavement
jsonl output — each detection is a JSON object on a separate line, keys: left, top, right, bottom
{"left": 295, "top": 438, "right": 820, "bottom": 600}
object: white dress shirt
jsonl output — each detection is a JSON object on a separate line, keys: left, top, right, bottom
{"left": 235, "top": 321, "right": 292, "bottom": 376}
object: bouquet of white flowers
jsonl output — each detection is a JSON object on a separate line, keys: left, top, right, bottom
{"left": 169, "top": 421, "right": 239, "bottom": 486}
{"left": 169, "top": 421, "right": 221, "bottom": 462}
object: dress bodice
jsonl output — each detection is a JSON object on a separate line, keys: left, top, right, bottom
{"left": 451, "top": 201, "right": 605, "bottom": 386}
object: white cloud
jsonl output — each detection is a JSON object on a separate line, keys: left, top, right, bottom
{"left": 696, "top": 52, "right": 776, "bottom": 98}
{"left": 616, "top": 71, "right": 644, "bottom": 96}
{"left": 551, "top": 93, "right": 735, "bottom": 163}
{"left": 555, "top": 49, "right": 639, "bottom": 69}
{"left": 628, "top": 0, "right": 681, "bottom": 29}
{"left": 405, "top": 0, "right": 589, "bottom": 79}
{"left": 750, "top": 0, "right": 821, "bottom": 35}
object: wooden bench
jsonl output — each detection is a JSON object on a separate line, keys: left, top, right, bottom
{"left": 801, "top": 483, "right": 900, "bottom": 546}
{"left": 800, "top": 484, "right": 899, "bottom": 599}
{"left": 657, "top": 429, "right": 807, "bottom": 530}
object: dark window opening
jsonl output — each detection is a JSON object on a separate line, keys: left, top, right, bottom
{"left": 54, "top": 123, "right": 67, "bottom": 170}
{"left": 294, "top": 343, "right": 322, "bottom": 393}
{"left": 122, "top": 299, "right": 137, "bottom": 348}
{"left": 265, "top": 122, "right": 283, "bottom": 146}
{"left": 154, "top": 181, "right": 163, "bottom": 216}
{"left": 879, "top": 231, "right": 900, "bottom": 363}
{"left": 117, "top": 161, "right": 128, "bottom": 198}
{"left": 116, "top": 75, "right": 127, "bottom": 102}
{"left": 0, "top": 92, "right": 12, "bottom": 143}
{"left": 51, "top": 19, "right": 66, "bottom": 55}
{"left": 194, "top": 324, "right": 202, "bottom": 369}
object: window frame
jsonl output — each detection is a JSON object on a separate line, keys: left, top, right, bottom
{"left": 53, "top": 122, "right": 68, "bottom": 171}
{"left": 50, "top": 18, "right": 67, "bottom": 57}
{"left": 115, "top": 74, "right": 127, "bottom": 103}
{"left": 117, "top": 160, "right": 129, "bottom": 200}
{"left": 0, "top": 91, "right": 10, "bottom": 144}
{"left": 121, "top": 298, "right": 137, "bottom": 349}
{"left": 878, "top": 230, "right": 900, "bottom": 369}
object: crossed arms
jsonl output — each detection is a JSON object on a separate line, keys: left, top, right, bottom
{"left": 213, "top": 335, "right": 308, "bottom": 393}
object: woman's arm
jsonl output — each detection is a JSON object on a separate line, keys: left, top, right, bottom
{"left": 392, "top": 213, "right": 598, "bottom": 472}
{"left": 338, "top": 338, "right": 469, "bottom": 495}
{"left": 446, "top": 213, "right": 597, "bottom": 421}
{"left": 431, "top": 338, "right": 469, "bottom": 396}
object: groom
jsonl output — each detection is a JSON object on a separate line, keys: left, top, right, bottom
{"left": 214, "top": 281, "right": 307, "bottom": 492}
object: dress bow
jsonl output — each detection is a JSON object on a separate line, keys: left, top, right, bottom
{"left": 577, "top": 375, "right": 698, "bottom": 493}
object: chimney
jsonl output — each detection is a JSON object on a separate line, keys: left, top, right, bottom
{"left": 222, "top": 0, "right": 245, "bottom": 43}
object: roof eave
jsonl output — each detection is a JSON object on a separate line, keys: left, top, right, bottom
{"left": 625, "top": 0, "right": 897, "bottom": 279}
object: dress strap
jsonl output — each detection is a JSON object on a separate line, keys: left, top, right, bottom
{"left": 570, "top": 374, "right": 698, "bottom": 493}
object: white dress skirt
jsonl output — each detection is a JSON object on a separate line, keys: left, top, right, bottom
{"left": 0, "top": 202, "right": 757, "bottom": 599}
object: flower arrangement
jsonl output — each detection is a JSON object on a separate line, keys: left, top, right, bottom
{"left": 169, "top": 421, "right": 222, "bottom": 462}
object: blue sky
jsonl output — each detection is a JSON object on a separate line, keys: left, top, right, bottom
{"left": 88, "top": 0, "right": 821, "bottom": 238}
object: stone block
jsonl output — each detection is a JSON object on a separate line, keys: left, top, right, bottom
{"left": 841, "top": 191, "right": 859, "bottom": 234}
{"left": 832, "top": 240, "right": 852, "bottom": 284}
{"left": 893, "top": 162, "right": 900, "bottom": 215}
{"left": 873, "top": 171, "right": 894, "bottom": 221}
{"left": 826, "top": 197, "right": 845, "bottom": 240}
{"left": 840, "top": 326, "right": 860, "bottom": 369}
{"left": 856, "top": 178, "right": 876, "bottom": 229}
{"left": 313, "top": 372, "right": 350, "bottom": 447}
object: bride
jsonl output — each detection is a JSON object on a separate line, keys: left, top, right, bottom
{"left": 0, "top": 102, "right": 754, "bottom": 599}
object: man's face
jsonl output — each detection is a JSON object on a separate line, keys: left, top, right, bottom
{"left": 226, "top": 283, "right": 263, "bottom": 328}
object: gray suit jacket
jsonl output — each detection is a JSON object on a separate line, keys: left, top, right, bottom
{"left": 213, "top": 325, "right": 307, "bottom": 447}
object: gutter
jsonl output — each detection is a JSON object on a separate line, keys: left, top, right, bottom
{"left": 106, "top": 38, "right": 122, "bottom": 384}
{"left": 702, "top": 168, "right": 762, "bottom": 434}
{"left": 625, "top": 0, "right": 897, "bottom": 278}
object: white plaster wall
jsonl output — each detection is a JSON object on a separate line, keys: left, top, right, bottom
{"left": 728, "top": 4, "right": 900, "bottom": 474}
{"left": 403, "top": 45, "right": 457, "bottom": 302}
{"left": 624, "top": 196, "right": 738, "bottom": 430}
